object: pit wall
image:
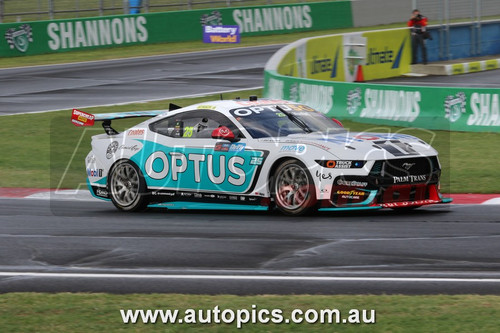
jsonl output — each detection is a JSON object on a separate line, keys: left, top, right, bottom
{"left": 0, "top": 1, "right": 353, "bottom": 57}
{"left": 264, "top": 71, "right": 500, "bottom": 132}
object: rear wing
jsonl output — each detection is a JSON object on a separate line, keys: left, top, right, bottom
{"left": 71, "top": 104, "right": 181, "bottom": 135}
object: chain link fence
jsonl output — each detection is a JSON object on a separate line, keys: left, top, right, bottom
{"left": 0, "top": 0, "right": 332, "bottom": 23}
{"left": 413, "top": 0, "right": 500, "bottom": 59}
{"left": 412, "top": 0, "right": 500, "bottom": 24}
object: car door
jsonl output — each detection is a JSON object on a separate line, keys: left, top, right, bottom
{"left": 135, "top": 110, "right": 266, "bottom": 195}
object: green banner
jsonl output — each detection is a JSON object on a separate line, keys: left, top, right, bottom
{"left": 265, "top": 70, "right": 500, "bottom": 132}
{"left": 0, "top": 2, "right": 353, "bottom": 57}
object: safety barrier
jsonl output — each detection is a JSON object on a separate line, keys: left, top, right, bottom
{"left": 264, "top": 70, "right": 500, "bottom": 132}
{"left": 0, "top": 1, "right": 353, "bottom": 57}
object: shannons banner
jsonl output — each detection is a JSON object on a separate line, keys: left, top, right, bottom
{"left": 264, "top": 71, "right": 500, "bottom": 132}
{"left": 0, "top": 1, "right": 353, "bottom": 57}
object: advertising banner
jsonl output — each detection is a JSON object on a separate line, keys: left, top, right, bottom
{"left": 274, "top": 28, "right": 411, "bottom": 82}
{"left": 203, "top": 25, "right": 240, "bottom": 43}
{"left": 264, "top": 70, "right": 500, "bottom": 133}
{"left": 0, "top": 1, "right": 353, "bottom": 57}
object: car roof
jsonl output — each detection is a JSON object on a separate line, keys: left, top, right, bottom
{"left": 179, "top": 98, "right": 298, "bottom": 115}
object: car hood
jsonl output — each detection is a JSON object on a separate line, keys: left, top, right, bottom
{"left": 259, "top": 131, "right": 438, "bottom": 160}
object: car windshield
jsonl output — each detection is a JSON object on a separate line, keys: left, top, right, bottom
{"left": 229, "top": 104, "right": 343, "bottom": 138}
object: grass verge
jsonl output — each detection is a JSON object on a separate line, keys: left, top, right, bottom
{"left": 1, "top": 293, "right": 499, "bottom": 332}
{"left": 0, "top": 88, "right": 499, "bottom": 193}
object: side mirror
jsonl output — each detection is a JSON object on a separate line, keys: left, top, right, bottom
{"left": 211, "top": 126, "right": 236, "bottom": 141}
{"left": 331, "top": 118, "right": 343, "bottom": 128}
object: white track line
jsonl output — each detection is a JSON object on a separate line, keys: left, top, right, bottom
{"left": 1, "top": 272, "right": 500, "bottom": 283}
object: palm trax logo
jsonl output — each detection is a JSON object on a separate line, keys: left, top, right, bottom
{"left": 5, "top": 24, "right": 33, "bottom": 53}
{"left": 444, "top": 92, "right": 466, "bottom": 123}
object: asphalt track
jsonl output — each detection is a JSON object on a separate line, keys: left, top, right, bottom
{"left": 0, "top": 45, "right": 283, "bottom": 115}
{"left": 1, "top": 198, "right": 499, "bottom": 294}
{"left": 1, "top": 46, "right": 500, "bottom": 294}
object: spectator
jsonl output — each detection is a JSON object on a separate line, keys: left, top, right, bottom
{"left": 408, "top": 9, "right": 428, "bottom": 65}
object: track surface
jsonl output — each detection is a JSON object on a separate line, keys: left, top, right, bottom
{"left": 2, "top": 48, "right": 500, "bottom": 294}
{"left": 0, "top": 45, "right": 283, "bottom": 115}
{"left": 1, "top": 198, "right": 499, "bottom": 294}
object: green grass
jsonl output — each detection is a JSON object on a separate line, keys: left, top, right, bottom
{"left": 0, "top": 88, "right": 499, "bottom": 193}
{"left": 0, "top": 293, "right": 499, "bottom": 332}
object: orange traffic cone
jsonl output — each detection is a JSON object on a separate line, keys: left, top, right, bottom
{"left": 355, "top": 64, "right": 365, "bottom": 82}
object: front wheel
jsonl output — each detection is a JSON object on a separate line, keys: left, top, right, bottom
{"left": 109, "top": 160, "right": 149, "bottom": 212}
{"left": 272, "top": 159, "right": 317, "bottom": 216}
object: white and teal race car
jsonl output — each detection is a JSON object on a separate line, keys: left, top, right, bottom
{"left": 73, "top": 97, "right": 451, "bottom": 215}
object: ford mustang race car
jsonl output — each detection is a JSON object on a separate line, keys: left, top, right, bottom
{"left": 73, "top": 97, "right": 451, "bottom": 215}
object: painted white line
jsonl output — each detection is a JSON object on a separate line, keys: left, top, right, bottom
{"left": 1, "top": 272, "right": 500, "bottom": 283}
{"left": 1, "top": 86, "right": 264, "bottom": 116}
{"left": 483, "top": 198, "right": 500, "bottom": 205}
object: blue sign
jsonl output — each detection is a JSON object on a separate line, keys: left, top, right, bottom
{"left": 203, "top": 25, "right": 240, "bottom": 44}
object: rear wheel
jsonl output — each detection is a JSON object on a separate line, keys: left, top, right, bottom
{"left": 109, "top": 160, "right": 149, "bottom": 212}
{"left": 272, "top": 159, "right": 317, "bottom": 216}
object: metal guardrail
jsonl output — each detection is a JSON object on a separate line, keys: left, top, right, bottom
{"left": 0, "top": 0, "right": 317, "bottom": 23}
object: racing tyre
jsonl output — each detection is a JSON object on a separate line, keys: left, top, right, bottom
{"left": 109, "top": 160, "right": 149, "bottom": 212}
{"left": 272, "top": 159, "right": 317, "bottom": 216}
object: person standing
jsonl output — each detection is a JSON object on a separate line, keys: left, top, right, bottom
{"left": 408, "top": 9, "right": 428, "bottom": 64}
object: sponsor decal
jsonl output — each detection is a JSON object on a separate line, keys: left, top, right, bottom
{"left": 86, "top": 155, "right": 96, "bottom": 164}
{"left": 250, "top": 157, "right": 264, "bottom": 165}
{"left": 229, "top": 195, "right": 238, "bottom": 200}
{"left": 128, "top": 129, "right": 145, "bottom": 136}
{"left": 203, "top": 25, "right": 240, "bottom": 43}
{"left": 232, "top": 5, "right": 312, "bottom": 33}
{"left": 95, "top": 187, "right": 109, "bottom": 198}
{"left": 336, "top": 189, "right": 366, "bottom": 200}
{"left": 194, "top": 193, "right": 203, "bottom": 199}
{"left": 106, "top": 141, "right": 119, "bottom": 159}
{"left": 401, "top": 162, "right": 415, "bottom": 171}
{"left": 71, "top": 109, "right": 95, "bottom": 127}
{"left": 336, "top": 179, "right": 368, "bottom": 188}
{"left": 280, "top": 145, "right": 306, "bottom": 153}
{"left": 365, "top": 37, "right": 405, "bottom": 70}
{"left": 217, "top": 194, "right": 228, "bottom": 200}
{"left": 468, "top": 93, "right": 500, "bottom": 126}
{"left": 316, "top": 160, "right": 365, "bottom": 169}
{"left": 180, "top": 192, "right": 192, "bottom": 197}
{"left": 361, "top": 89, "right": 421, "bottom": 122}
{"left": 118, "top": 144, "right": 141, "bottom": 152}
{"left": 200, "top": 10, "right": 222, "bottom": 26}
{"left": 215, "top": 142, "right": 246, "bottom": 152}
{"left": 145, "top": 151, "right": 246, "bottom": 186}
{"left": 444, "top": 92, "right": 466, "bottom": 123}
{"left": 382, "top": 199, "right": 439, "bottom": 208}
{"left": 197, "top": 105, "right": 217, "bottom": 110}
{"left": 47, "top": 17, "right": 148, "bottom": 51}
{"left": 5, "top": 24, "right": 33, "bottom": 53}
{"left": 87, "top": 168, "right": 103, "bottom": 177}
{"left": 392, "top": 175, "right": 427, "bottom": 184}
{"left": 315, "top": 170, "right": 332, "bottom": 180}
{"left": 151, "top": 191, "right": 175, "bottom": 196}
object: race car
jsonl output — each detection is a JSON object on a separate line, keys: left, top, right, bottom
{"left": 73, "top": 96, "right": 451, "bottom": 215}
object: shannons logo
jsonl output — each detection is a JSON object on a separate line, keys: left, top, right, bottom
{"left": 297, "top": 83, "right": 333, "bottom": 114}
{"left": 346, "top": 88, "right": 362, "bottom": 115}
{"left": 444, "top": 92, "right": 466, "bottom": 123}
{"left": 5, "top": 24, "right": 33, "bottom": 53}
{"left": 200, "top": 11, "right": 222, "bottom": 26}
{"left": 360, "top": 88, "right": 421, "bottom": 122}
